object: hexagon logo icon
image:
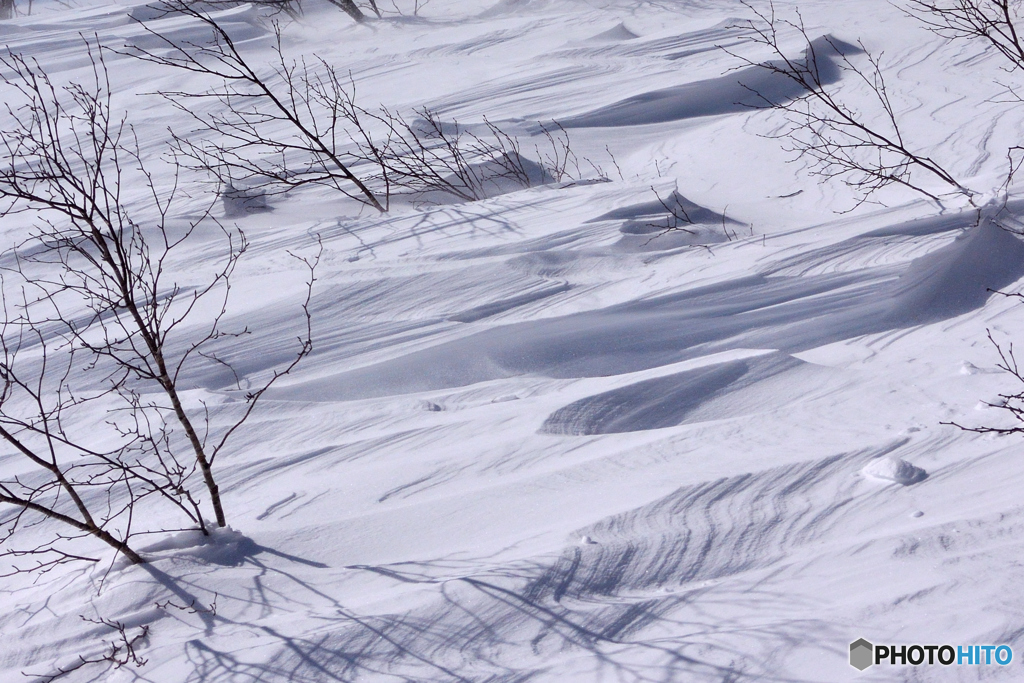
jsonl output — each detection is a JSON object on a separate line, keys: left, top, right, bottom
{"left": 850, "top": 638, "right": 874, "bottom": 671}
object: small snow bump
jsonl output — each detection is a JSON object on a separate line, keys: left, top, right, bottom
{"left": 911, "top": 510, "right": 924, "bottom": 518}
{"left": 419, "top": 400, "right": 443, "bottom": 412}
{"left": 492, "top": 395, "right": 520, "bottom": 403}
{"left": 976, "top": 396, "right": 1006, "bottom": 410}
{"left": 862, "top": 457, "right": 927, "bottom": 486}
{"left": 580, "top": 535, "right": 598, "bottom": 545}
{"left": 961, "top": 361, "right": 1000, "bottom": 375}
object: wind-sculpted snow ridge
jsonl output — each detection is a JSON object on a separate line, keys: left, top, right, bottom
{"left": 540, "top": 351, "right": 832, "bottom": 435}
{"left": 529, "top": 452, "right": 870, "bottom": 598}
{"left": 557, "top": 17, "right": 747, "bottom": 60}
{"left": 0, "top": 2, "right": 268, "bottom": 67}
{"left": 275, "top": 212, "right": 1024, "bottom": 401}
{"left": 432, "top": 17, "right": 753, "bottom": 120}
{"left": 560, "top": 35, "right": 861, "bottom": 126}
{"left": 588, "top": 189, "right": 730, "bottom": 225}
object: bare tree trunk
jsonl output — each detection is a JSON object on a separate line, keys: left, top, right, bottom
{"left": 325, "top": 0, "right": 366, "bottom": 22}
{"left": 0, "top": 37, "right": 316, "bottom": 567}
{"left": 0, "top": 0, "right": 15, "bottom": 20}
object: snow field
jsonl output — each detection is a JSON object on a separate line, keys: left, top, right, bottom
{"left": 3, "top": 0, "right": 1024, "bottom": 680}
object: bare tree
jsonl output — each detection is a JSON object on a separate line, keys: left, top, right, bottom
{"left": 355, "top": 110, "right": 580, "bottom": 202}
{"left": 733, "top": 2, "right": 1024, "bottom": 441}
{"left": 132, "top": 7, "right": 586, "bottom": 211}
{"left": 906, "top": 0, "right": 1024, "bottom": 71}
{"left": 325, "top": 0, "right": 368, "bottom": 22}
{"left": 0, "top": 37, "right": 316, "bottom": 566}
{"left": 730, "top": 1, "right": 972, "bottom": 206}
{"left": 0, "top": 301, "right": 166, "bottom": 571}
{"left": 904, "top": 0, "right": 1024, "bottom": 119}
{"left": 129, "top": 3, "right": 387, "bottom": 212}
{"left": 0, "top": 0, "right": 15, "bottom": 21}
{"left": 129, "top": 8, "right": 588, "bottom": 211}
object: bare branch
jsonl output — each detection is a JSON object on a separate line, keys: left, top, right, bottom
{"left": 729, "top": 0, "right": 971, "bottom": 207}
{"left": 25, "top": 616, "right": 149, "bottom": 682}
{"left": 905, "top": 0, "right": 1024, "bottom": 72}
{"left": 126, "top": 5, "right": 386, "bottom": 211}
{"left": 0, "top": 34, "right": 318, "bottom": 563}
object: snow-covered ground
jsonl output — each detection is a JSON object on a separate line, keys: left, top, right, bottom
{"left": 3, "top": 0, "right": 1024, "bottom": 680}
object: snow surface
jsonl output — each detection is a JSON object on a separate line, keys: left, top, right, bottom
{"left": 3, "top": 0, "right": 1024, "bottom": 680}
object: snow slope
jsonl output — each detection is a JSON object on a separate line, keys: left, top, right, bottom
{"left": 3, "top": 0, "right": 1024, "bottom": 681}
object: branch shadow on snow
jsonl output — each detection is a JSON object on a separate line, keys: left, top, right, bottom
{"left": 168, "top": 555, "right": 756, "bottom": 683}
{"left": 120, "top": 445, "right": 904, "bottom": 681}
{"left": 93, "top": 523, "right": 749, "bottom": 682}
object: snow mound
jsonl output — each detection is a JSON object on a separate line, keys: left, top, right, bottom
{"left": 407, "top": 151, "right": 555, "bottom": 204}
{"left": 591, "top": 190, "right": 724, "bottom": 221}
{"left": 889, "top": 218, "right": 1024, "bottom": 324}
{"left": 139, "top": 526, "right": 257, "bottom": 566}
{"left": 960, "top": 360, "right": 1001, "bottom": 375}
{"left": 584, "top": 22, "right": 639, "bottom": 42}
{"left": 221, "top": 183, "right": 270, "bottom": 217}
{"left": 960, "top": 361, "right": 981, "bottom": 375}
{"left": 457, "top": 151, "right": 554, "bottom": 197}
{"left": 862, "top": 457, "right": 927, "bottom": 485}
{"left": 589, "top": 190, "right": 742, "bottom": 251}
{"left": 125, "top": 14, "right": 266, "bottom": 52}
